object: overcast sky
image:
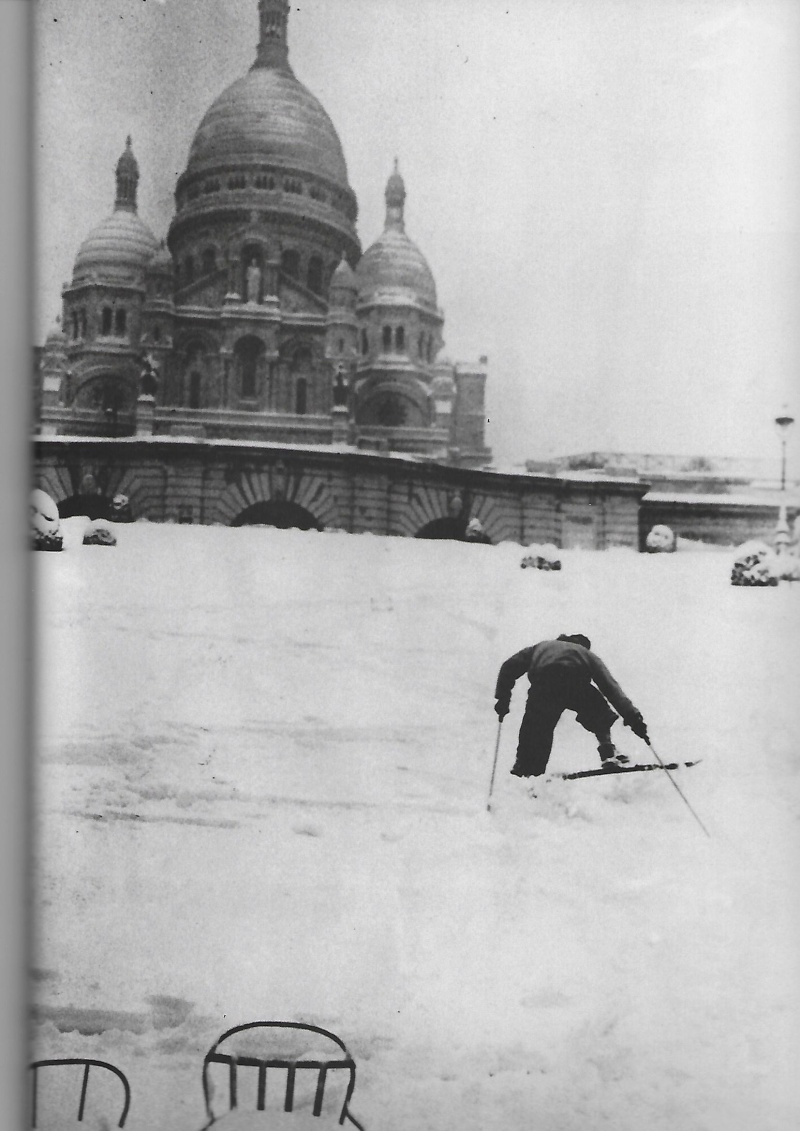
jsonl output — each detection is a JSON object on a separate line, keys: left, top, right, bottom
{"left": 35, "top": 0, "right": 800, "bottom": 470}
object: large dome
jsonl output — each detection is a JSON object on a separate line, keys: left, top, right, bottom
{"left": 186, "top": 67, "right": 350, "bottom": 188}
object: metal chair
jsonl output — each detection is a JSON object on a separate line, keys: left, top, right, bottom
{"left": 29, "top": 1058, "right": 131, "bottom": 1128}
{"left": 202, "top": 1022, "right": 365, "bottom": 1129}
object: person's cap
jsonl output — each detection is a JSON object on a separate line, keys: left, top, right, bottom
{"left": 558, "top": 633, "right": 591, "bottom": 650}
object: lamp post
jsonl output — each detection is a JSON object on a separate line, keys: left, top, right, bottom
{"left": 775, "top": 408, "right": 794, "bottom": 492}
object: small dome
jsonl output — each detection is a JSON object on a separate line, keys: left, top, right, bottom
{"left": 185, "top": 67, "right": 350, "bottom": 189}
{"left": 330, "top": 253, "right": 357, "bottom": 290}
{"left": 148, "top": 240, "right": 174, "bottom": 272}
{"left": 356, "top": 228, "right": 437, "bottom": 308}
{"left": 356, "top": 163, "right": 437, "bottom": 309}
{"left": 73, "top": 211, "right": 159, "bottom": 284}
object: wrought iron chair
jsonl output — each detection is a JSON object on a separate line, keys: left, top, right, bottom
{"left": 201, "top": 1022, "right": 365, "bottom": 1129}
{"left": 29, "top": 1058, "right": 131, "bottom": 1128}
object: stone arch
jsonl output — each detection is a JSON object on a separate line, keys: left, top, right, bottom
{"left": 211, "top": 464, "right": 341, "bottom": 529}
{"left": 231, "top": 500, "right": 322, "bottom": 530}
{"left": 356, "top": 383, "right": 429, "bottom": 429}
{"left": 387, "top": 481, "right": 453, "bottom": 538}
{"left": 415, "top": 516, "right": 466, "bottom": 541}
{"left": 72, "top": 368, "right": 138, "bottom": 435}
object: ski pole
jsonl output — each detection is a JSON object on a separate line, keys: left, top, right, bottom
{"left": 646, "top": 736, "right": 711, "bottom": 838}
{"left": 486, "top": 717, "right": 504, "bottom": 812}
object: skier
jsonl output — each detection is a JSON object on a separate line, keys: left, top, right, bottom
{"left": 494, "top": 633, "right": 649, "bottom": 778}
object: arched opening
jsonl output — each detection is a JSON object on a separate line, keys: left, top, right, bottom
{"left": 357, "top": 391, "right": 426, "bottom": 428}
{"left": 281, "top": 249, "right": 300, "bottom": 279}
{"left": 361, "top": 329, "right": 369, "bottom": 356}
{"left": 115, "top": 308, "right": 127, "bottom": 336}
{"left": 189, "top": 371, "right": 202, "bottom": 409}
{"left": 58, "top": 492, "right": 115, "bottom": 521}
{"left": 231, "top": 500, "right": 322, "bottom": 531}
{"left": 395, "top": 325, "right": 405, "bottom": 351}
{"left": 307, "top": 255, "right": 323, "bottom": 294}
{"left": 415, "top": 516, "right": 468, "bottom": 541}
{"left": 101, "top": 307, "right": 113, "bottom": 335}
{"left": 290, "top": 346, "right": 313, "bottom": 415}
{"left": 234, "top": 336, "right": 264, "bottom": 401}
{"left": 295, "top": 377, "right": 308, "bottom": 415}
{"left": 382, "top": 325, "right": 392, "bottom": 351}
{"left": 73, "top": 374, "right": 135, "bottom": 435}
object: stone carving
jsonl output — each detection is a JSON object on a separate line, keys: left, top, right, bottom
{"left": 139, "top": 354, "right": 159, "bottom": 397}
{"left": 246, "top": 258, "right": 262, "bottom": 304}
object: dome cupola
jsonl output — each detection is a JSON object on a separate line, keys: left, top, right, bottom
{"left": 356, "top": 162, "right": 438, "bottom": 311}
{"left": 72, "top": 137, "right": 158, "bottom": 285}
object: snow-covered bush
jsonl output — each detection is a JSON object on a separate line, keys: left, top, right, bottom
{"left": 645, "top": 524, "right": 676, "bottom": 553}
{"left": 83, "top": 520, "right": 118, "bottom": 547}
{"left": 521, "top": 542, "right": 562, "bottom": 570}
{"left": 30, "top": 488, "right": 63, "bottom": 552}
{"left": 730, "top": 540, "right": 779, "bottom": 587}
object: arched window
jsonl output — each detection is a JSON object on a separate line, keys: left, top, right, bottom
{"left": 235, "top": 336, "right": 263, "bottom": 401}
{"left": 361, "top": 329, "right": 369, "bottom": 355}
{"left": 307, "top": 256, "right": 323, "bottom": 294}
{"left": 382, "top": 325, "right": 392, "bottom": 351}
{"left": 281, "top": 249, "right": 300, "bottom": 279}
{"left": 101, "top": 307, "right": 112, "bottom": 335}
{"left": 189, "top": 371, "right": 202, "bottom": 409}
{"left": 426, "top": 335, "right": 433, "bottom": 362}
{"left": 153, "top": 325, "right": 161, "bottom": 343}
{"left": 115, "top": 308, "right": 127, "bottom": 336}
{"left": 338, "top": 338, "right": 344, "bottom": 354}
{"left": 295, "top": 377, "right": 308, "bottom": 415}
{"left": 80, "top": 309, "right": 87, "bottom": 337}
{"left": 202, "top": 247, "right": 216, "bottom": 275}
{"left": 184, "top": 255, "right": 194, "bottom": 284}
{"left": 395, "top": 325, "right": 405, "bottom": 351}
{"left": 71, "top": 312, "right": 79, "bottom": 340}
{"left": 418, "top": 331, "right": 425, "bottom": 358}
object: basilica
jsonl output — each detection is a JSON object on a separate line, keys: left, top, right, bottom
{"left": 36, "top": 0, "right": 491, "bottom": 470}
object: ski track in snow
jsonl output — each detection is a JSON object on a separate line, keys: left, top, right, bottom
{"left": 30, "top": 521, "right": 800, "bottom": 1131}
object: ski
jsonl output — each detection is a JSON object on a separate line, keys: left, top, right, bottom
{"left": 552, "top": 760, "right": 700, "bottom": 781}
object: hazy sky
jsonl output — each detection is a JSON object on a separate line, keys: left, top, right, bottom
{"left": 35, "top": 0, "right": 800, "bottom": 470}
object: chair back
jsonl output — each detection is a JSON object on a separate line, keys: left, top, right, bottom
{"left": 29, "top": 1058, "right": 131, "bottom": 1128}
{"left": 202, "top": 1022, "right": 363, "bottom": 1127}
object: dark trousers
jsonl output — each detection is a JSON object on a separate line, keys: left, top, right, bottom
{"left": 514, "top": 675, "right": 618, "bottom": 776}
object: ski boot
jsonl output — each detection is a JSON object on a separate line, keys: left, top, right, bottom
{"left": 598, "top": 741, "right": 629, "bottom": 769}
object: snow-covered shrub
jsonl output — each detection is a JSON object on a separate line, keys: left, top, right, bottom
{"left": 645, "top": 524, "right": 676, "bottom": 553}
{"left": 30, "top": 488, "right": 63, "bottom": 551}
{"left": 730, "top": 540, "right": 779, "bottom": 587}
{"left": 83, "top": 520, "right": 117, "bottom": 547}
{"left": 521, "top": 542, "right": 562, "bottom": 570}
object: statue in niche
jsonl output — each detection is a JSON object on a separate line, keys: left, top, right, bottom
{"left": 246, "top": 258, "right": 262, "bottom": 304}
{"left": 139, "top": 353, "right": 159, "bottom": 397}
{"left": 333, "top": 366, "right": 348, "bottom": 407}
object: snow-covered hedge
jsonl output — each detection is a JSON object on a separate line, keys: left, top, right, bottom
{"left": 521, "top": 542, "right": 562, "bottom": 570}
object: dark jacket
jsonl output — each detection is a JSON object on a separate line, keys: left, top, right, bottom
{"left": 495, "top": 639, "right": 638, "bottom": 720}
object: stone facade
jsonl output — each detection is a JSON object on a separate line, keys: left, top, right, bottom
{"left": 35, "top": 0, "right": 491, "bottom": 471}
{"left": 34, "top": 437, "right": 646, "bottom": 549}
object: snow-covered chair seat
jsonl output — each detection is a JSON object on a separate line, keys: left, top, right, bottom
{"left": 201, "top": 1021, "right": 365, "bottom": 1130}
{"left": 29, "top": 1057, "right": 131, "bottom": 1128}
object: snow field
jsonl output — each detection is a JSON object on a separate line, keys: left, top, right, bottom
{"left": 31, "top": 521, "right": 800, "bottom": 1130}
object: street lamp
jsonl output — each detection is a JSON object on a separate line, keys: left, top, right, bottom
{"left": 775, "top": 408, "right": 794, "bottom": 492}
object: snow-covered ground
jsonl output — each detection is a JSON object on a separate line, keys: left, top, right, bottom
{"left": 31, "top": 520, "right": 800, "bottom": 1130}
